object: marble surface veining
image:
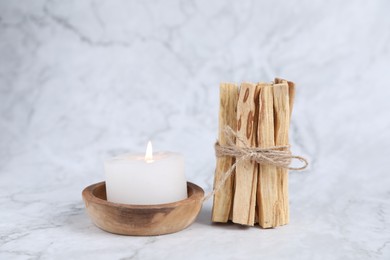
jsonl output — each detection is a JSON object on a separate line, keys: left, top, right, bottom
{"left": 1, "top": 0, "right": 390, "bottom": 259}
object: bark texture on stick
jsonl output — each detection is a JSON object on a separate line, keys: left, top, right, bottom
{"left": 232, "top": 83, "right": 259, "bottom": 226}
{"left": 272, "top": 82, "right": 290, "bottom": 226}
{"left": 212, "top": 83, "right": 239, "bottom": 223}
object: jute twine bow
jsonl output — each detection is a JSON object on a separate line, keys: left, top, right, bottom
{"left": 203, "top": 126, "right": 308, "bottom": 201}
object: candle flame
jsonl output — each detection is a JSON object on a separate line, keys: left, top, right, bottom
{"left": 145, "top": 141, "right": 154, "bottom": 163}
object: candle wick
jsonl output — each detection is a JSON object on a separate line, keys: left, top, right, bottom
{"left": 145, "top": 159, "right": 154, "bottom": 163}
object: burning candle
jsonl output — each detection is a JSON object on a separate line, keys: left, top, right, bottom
{"left": 104, "top": 142, "right": 188, "bottom": 205}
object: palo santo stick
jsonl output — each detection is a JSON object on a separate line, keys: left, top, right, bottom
{"left": 273, "top": 82, "right": 290, "bottom": 226}
{"left": 212, "top": 83, "right": 239, "bottom": 223}
{"left": 256, "top": 83, "right": 279, "bottom": 228}
{"left": 232, "top": 83, "right": 259, "bottom": 226}
{"left": 275, "top": 78, "right": 295, "bottom": 117}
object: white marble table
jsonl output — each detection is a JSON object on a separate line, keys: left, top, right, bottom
{"left": 1, "top": 0, "right": 389, "bottom": 259}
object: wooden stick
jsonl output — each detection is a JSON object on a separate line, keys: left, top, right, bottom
{"left": 232, "top": 83, "right": 259, "bottom": 226}
{"left": 272, "top": 82, "right": 290, "bottom": 226}
{"left": 256, "top": 83, "right": 279, "bottom": 228}
{"left": 275, "top": 78, "right": 295, "bottom": 117}
{"left": 212, "top": 83, "right": 239, "bottom": 223}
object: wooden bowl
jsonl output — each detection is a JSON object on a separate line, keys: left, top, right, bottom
{"left": 82, "top": 181, "right": 204, "bottom": 236}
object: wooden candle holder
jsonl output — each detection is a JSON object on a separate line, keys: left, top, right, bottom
{"left": 82, "top": 181, "right": 204, "bottom": 236}
{"left": 212, "top": 78, "right": 295, "bottom": 228}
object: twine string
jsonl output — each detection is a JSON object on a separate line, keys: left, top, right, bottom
{"left": 202, "top": 126, "right": 308, "bottom": 202}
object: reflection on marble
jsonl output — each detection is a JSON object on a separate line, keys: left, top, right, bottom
{"left": 1, "top": 0, "right": 390, "bottom": 259}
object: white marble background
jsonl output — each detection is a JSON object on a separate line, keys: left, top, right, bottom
{"left": 1, "top": 0, "right": 390, "bottom": 259}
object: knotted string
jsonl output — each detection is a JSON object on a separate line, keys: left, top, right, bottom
{"left": 203, "top": 126, "right": 308, "bottom": 201}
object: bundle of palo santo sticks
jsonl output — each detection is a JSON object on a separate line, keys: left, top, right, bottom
{"left": 212, "top": 78, "right": 296, "bottom": 228}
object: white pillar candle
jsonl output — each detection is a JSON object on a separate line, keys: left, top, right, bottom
{"left": 104, "top": 142, "right": 188, "bottom": 205}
